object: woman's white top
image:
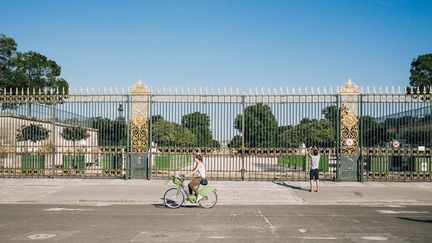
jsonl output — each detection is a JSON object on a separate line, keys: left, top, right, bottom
{"left": 197, "top": 162, "right": 206, "bottom": 178}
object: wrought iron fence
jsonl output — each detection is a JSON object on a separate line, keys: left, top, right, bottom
{"left": 359, "top": 88, "right": 432, "bottom": 181}
{"left": 0, "top": 82, "right": 431, "bottom": 181}
{"left": 0, "top": 88, "right": 130, "bottom": 178}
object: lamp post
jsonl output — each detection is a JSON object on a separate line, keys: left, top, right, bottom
{"left": 117, "top": 104, "right": 124, "bottom": 119}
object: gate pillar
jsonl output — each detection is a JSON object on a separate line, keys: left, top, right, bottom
{"left": 130, "top": 80, "right": 150, "bottom": 153}
{"left": 127, "top": 80, "right": 150, "bottom": 179}
{"left": 339, "top": 79, "right": 360, "bottom": 181}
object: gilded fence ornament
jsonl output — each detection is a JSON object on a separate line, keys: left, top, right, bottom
{"left": 130, "top": 80, "right": 150, "bottom": 153}
{"left": 340, "top": 79, "right": 360, "bottom": 155}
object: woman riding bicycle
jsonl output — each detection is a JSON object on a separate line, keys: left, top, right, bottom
{"left": 186, "top": 154, "right": 206, "bottom": 202}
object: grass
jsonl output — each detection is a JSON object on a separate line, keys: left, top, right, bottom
{"left": 154, "top": 154, "right": 192, "bottom": 170}
{"left": 278, "top": 155, "right": 329, "bottom": 171}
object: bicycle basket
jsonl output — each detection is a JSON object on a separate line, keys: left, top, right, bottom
{"left": 172, "top": 176, "right": 183, "bottom": 185}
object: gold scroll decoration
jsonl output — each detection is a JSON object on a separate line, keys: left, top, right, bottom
{"left": 340, "top": 79, "right": 360, "bottom": 155}
{"left": 340, "top": 105, "right": 359, "bottom": 155}
{"left": 130, "top": 80, "right": 150, "bottom": 153}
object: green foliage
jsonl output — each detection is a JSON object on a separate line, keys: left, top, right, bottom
{"left": 228, "top": 135, "right": 243, "bottom": 148}
{"left": 90, "top": 117, "right": 128, "bottom": 146}
{"left": 322, "top": 105, "right": 339, "bottom": 122}
{"left": 234, "top": 103, "right": 277, "bottom": 148}
{"left": 152, "top": 119, "right": 197, "bottom": 147}
{"left": 404, "top": 128, "right": 432, "bottom": 147}
{"left": 360, "top": 116, "right": 395, "bottom": 147}
{"left": 151, "top": 115, "right": 164, "bottom": 124}
{"left": 61, "top": 126, "right": 90, "bottom": 143}
{"left": 278, "top": 119, "right": 335, "bottom": 148}
{"left": 16, "top": 123, "right": 50, "bottom": 143}
{"left": 0, "top": 34, "right": 69, "bottom": 96}
{"left": 409, "top": 54, "right": 432, "bottom": 87}
{"left": 181, "top": 112, "right": 219, "bottom": 147}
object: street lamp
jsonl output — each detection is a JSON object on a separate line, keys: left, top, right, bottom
{"left": 117, "top": 104, "right": 124, "bottom": 118}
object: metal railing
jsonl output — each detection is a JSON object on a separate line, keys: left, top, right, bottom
{"left": 0, "top": 84, "right": 430, "bottom": 181}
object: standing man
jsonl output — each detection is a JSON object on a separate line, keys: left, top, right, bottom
{"left": 309, "top": 147, "right": 320, "bottom": 192}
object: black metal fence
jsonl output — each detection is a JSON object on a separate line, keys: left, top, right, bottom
{"left": 0, "top": 86, "right": 430, "bottom": 181}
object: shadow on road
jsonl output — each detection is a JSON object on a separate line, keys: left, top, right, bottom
{"left": 397, "top": 217, "right": 432, "bottom": 224}
{"left": 273, "top": 181, "right": 308, "bottom": 191}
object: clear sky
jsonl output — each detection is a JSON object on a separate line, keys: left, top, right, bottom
{"left": 1, "top": 0, "right": 431, "bottom": 91}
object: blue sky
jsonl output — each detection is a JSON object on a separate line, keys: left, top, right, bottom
{"left": 1, "top": 0, "right": 431, "bottom": 90}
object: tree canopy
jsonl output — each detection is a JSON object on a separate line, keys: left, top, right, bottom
{"left": 61, "top": 126, "right": 90, "bottom": 143}
{"left": 181, "top": 112, "right": 219, "bottom": 148}
{"left": 409, "top": 54, "right": 432, "bottom": 88}
{"left": 16, "top": 123, "right": 50, "bottom": 143}
{"left": 90, "top": 117, "right": 128, "bottom": 146}
{"left": 0, "top": 34, "right": 69, "bottom": 94}
{"left": 152, "top": 118, "right": 197, "bottom": 147}
{"left": 233, "top": 103, "right": 278, "bottom": 148}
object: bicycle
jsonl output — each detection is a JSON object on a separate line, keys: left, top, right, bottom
{"left": 163, "top": 174, "right": 218, "bottom": 209}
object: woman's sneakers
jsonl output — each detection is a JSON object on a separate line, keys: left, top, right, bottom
{"left": 197, "top": 195, "right": 203, "bottom": 202}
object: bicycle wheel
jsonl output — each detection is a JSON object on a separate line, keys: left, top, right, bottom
{"left": 164, "top": 188, "right": 184, "bottom": 208}
{"left": 198, "top": 190, "right": 218, "bottom": 209}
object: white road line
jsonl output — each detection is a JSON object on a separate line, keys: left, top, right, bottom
{"left": 361, "top": 236, "right": 388, "bottom": 241}
{"left": 376, "top": 210, "right": 429, "bottom": 214}
{"left": 257, "top": 210, "right": 276, "bottom": 234}
{"left": 44, "top": 208, "right": 94, "bottom": 211}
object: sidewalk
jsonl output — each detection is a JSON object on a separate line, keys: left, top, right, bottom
{"left": 1, "top": 178, "right": 432, "bottom": 206}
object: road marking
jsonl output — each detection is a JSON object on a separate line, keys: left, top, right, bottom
{"left": 298, "top": 228, "right": 307, "bottom": 233}
{"left": 27, "top": 233, "right": 56, "bottom": 240}
{"left": 44, "top": 207, "right": 94, "bottom": 211}
{"left": 257, "top": 210, "right": 276, "bottom": 234}
{"left": 207, "top": 236, "right": 226, "bottom": 239}
{"left": 293, "top": 236, "right": 339, "bottom": 240}
{"left": 376, "top": 210, "right": 429, "bottom": 214}
{"left": 361, "top": 236, "right": 388, "bottom": 241}
{"left": 385, "top": 205, "right": 405, "bottom": 208}
{"left": 228, "top": 213, "right": 237, "bottom": 223}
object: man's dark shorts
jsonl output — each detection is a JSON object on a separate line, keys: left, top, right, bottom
{"left": 310, "top": 169, "right": 319, "bottom": 180}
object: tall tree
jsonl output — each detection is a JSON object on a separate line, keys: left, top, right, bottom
{"left": 90, "top": 117, "right": 128, "bottom": 146}
{"left": 409, "top": 54, "right": 432, "bottom": 88}
{"left": 0, "top": 34, "right": 69, "bottom": 95}
{"left": 181, "top": 112, "right": 219, "bottom": 147}
{"left": 152, "top": 119, "right": 197, "bottom": 147}
{"left": 233, "top": 103, "right": 277, "bottom": 148}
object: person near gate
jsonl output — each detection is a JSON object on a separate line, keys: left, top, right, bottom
{"left": 309, "top": 147, "right": 320, "bottom": 192}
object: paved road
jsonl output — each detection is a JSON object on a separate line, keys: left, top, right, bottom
{"left": 1, "top": 204, "right": 431, "bottom": 242}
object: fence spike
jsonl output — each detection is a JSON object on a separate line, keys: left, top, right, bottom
{"left": 391, "top": 86, "right": 395, "bottom": 94}
{"left": 397, "top": 86, "right": 401, "bottom": 94}
{"left": 385, "top": 86, "right": 389, "bottom": 94}
{"left": 292, "top": 87, "right": 295, "bottom": 95}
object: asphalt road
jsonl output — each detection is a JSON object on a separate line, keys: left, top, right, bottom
{"left": 0, "top": 204, "right": 431, "bottom": 243}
